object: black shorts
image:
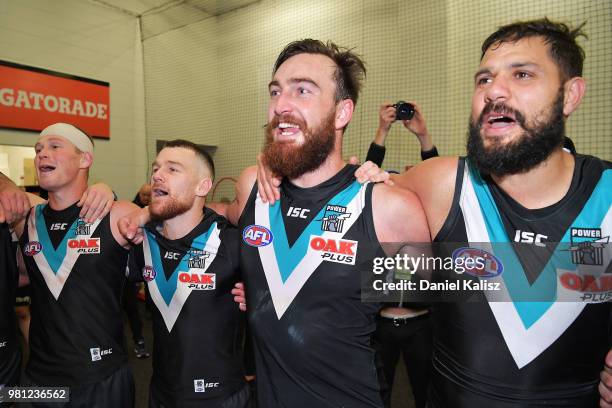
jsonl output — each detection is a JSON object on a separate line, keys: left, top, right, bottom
{"left": 149, "top": 382, "right": 252, "bottom": 408}
{"left": 15, "top": 285, "right": 31, "bottom": 307}
{"left": 22, "top": 365, "right": 134, "bottom": 408}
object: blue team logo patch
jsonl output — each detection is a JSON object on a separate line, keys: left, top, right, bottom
{"left": 24, "top": 241, "right": 42, "bottom": 256}
{"left": 452, "top": 247, "right": 504, "bottom": 278}
{"left": 142, "top": 265, "right": 156, "bottom": 281}
{"left": 242, "top": 225, "right": 273, "bottom": 247}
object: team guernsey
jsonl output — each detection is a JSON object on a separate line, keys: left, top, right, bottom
{"left": 0, "top": 223, "right": 20, "bottom": 389}
{"left": 20, "top": 203, "right": 128, "bottom": 386}
{"left": 430, "top": 155, "right": 611, "bottom": 407}
{"left": 240, "top": 164, "right": 384, "bottom": 408}
{"left": 129, "top": 208, "right": 245, "bottom": 407}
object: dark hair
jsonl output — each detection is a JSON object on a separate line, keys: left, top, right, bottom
{"left": 481, "top": 18, "right": 587, "bottom": 81}
{"left": 273, "top": 39, "right": 366, "bottom": 105}
{"left": 162, "top": 139, "right": 215, "bottom": 180}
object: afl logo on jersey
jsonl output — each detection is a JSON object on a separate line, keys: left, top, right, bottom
{"left": 243, "top": 225, "right": 273, "bottom": 247}
{"left": 142, "top": 265, "right": 156, "bottom": 281}
{"left": 24, "top": 241, "right": 42, "bottom": 256}
{"left": 452, "top": 247, "right": 503, "bottom": 278}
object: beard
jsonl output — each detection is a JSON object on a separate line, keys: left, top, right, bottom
{"left": 467, "top": 90, "right": 565, "bottom": 177}
{"left": 262, "top": 110, "right": 336, "bottom": 179}
{"left": 150, "top": 195, "right": 193, "bottom": 221}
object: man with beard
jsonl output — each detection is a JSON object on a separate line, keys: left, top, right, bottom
{"left": 5, "top": 123, "right": 137, "bottom": 407}
{"left": 330, "top": 19, "right": 610, "bottom": 407}
{"left": 128, "top": 140, "right": 249, "bottom": 407}
{"left": 194, "top": 39, "right": 430, "bottom": 407}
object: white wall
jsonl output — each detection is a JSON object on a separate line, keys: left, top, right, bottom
{"left": 0, "top": 0, "right": 147, "bottom": 199}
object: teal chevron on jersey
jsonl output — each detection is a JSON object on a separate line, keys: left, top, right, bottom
{"left": 468, "top": 164, "right": 611, "bottom": 328}
{"left": 34, "top": 205, "right": 79, "bottom": 274}
{"left": 269, "top": 181, "right": 361, "bottom": 282}
{"left": 145, "top": 222, "right": 217, "bottom": 306}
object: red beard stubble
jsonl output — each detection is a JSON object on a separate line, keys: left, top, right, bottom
{"left": 262, "top": 110, "right": 336, "bottom": 179}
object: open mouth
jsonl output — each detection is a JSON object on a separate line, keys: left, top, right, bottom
{"left": 484, "top": 113, "right": 517, "bottom": 129}
{"left": 277, "top": 122, "right": 301, "bottom": 136}
{"left": 152, "top": 187, "right": 169, "bottom": 198}
{"left": 38, "top": 165, "right": 56, "bottom": 173}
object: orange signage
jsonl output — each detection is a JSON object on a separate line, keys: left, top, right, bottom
{"left": 0, "top": 60, "right": 110, "bottom": 138}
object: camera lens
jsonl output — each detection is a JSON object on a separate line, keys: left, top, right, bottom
{"left": 395, "top": 101, "right": 415, "bottom": 121}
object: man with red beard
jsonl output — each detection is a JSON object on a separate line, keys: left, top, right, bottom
{"left": 128, "top": 140, "right": 250, "bottom": 407}
{"left": 203, "top": 39, "right": 429, "bottom": 408}
{"left": 308, "top": 19, "right": 610, "bottom": 407}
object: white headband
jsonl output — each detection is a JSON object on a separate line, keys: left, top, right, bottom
{"left": 39, "top": 123, "right": 94, "bottom": 154}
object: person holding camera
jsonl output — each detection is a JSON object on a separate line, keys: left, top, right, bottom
{"left": 366, "top": 102, "right": 438, "bottom": 167}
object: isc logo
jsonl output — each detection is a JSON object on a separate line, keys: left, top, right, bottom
{"left": 67, "top": 238, "right": 100, "bottom": 254}
{"left": 194, "top": 379, "right": 219, "bottom": 393}
{"left": 24, "top": 241, "right": 42, "bottom": 256}
{"left": 287, "top": 206, "right": 310, "bottom": 219}
{"left": 309, "top": 236, "right": 357, "bottom": 265}
{"left": 164, "top": 252, "right": 180, "bottom": 260}
{"left": 179, "top": 272, "right": 215, "bottom": 290}
{"left": 50, "top": 223, "right": 68, "bottom": 231}
{"left": 0, "top": 341, "right": 6, "bottom": 348}
{"left": 514, "top": 230, "right": 548, "bottom": 247}
{"left": 90, "top": 347, "right": 112, "bottom": 361}
{"left": 243, "top": 225, "right": 273, "bottom": 247}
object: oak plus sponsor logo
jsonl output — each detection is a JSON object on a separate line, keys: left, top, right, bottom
{"left": 309, "top": 236, "right": 358, "bottom": 265}
{"left": 67, "top": 238, "right": 100, "bottom": 254}
{"left": 243, "top": 225, "right": 273, "bottom": 247}
{"left": 318, "top": 205, "right": 351, "bottom": 233}
{"left": 179, "top": 272, "right": 216, "bottom": 290}
{"left": 24, "top": 241, "right": 42, "bottom": 256}
{"left": 90, "top": 347, "right": 112, "bottom": 362}
{"left": 194, "top": 379, "right": 219, "bottom": 393}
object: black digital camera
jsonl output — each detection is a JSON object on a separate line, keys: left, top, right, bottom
{"left": 393, "top": 101, "right": 415, "bottom": 121}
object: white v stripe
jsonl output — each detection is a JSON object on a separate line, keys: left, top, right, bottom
{"left": 459, "top": 164, "right": 598, "bottom": 369}
{"left": 27, "top": 207, "right": 102, "bottom": 300}
{"left": 256, "top": 184, "right": 367, "bottom": 319}
{"left": 143, "top": 227, "right": 221, "bottom": 332}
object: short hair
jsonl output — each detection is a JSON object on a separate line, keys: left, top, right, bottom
{"left": 273, "top": 39, "right": 366, "bottom": 105}
{"left": 162, "top": 139, "right": 215, "bottom": 180}
{"left": 481, "top": 18, "right": 587, "bottom": 82}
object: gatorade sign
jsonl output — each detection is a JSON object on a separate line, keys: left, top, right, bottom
{"left": 0, "top": 60, "right": 110, "bottom": 138}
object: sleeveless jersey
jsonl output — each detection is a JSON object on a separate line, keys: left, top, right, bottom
{"left": 430, "top": 155, "right": 611, "bottom": 407}
{"left": 0, "top": 223, "right": 20, "bottom": 387}
{"left": 239, "top": 164, "right": 384, "bottom": 408}
{"left": 128, "top": 208, "right": 245, "bottom": 407}
{"left": 20, "top": 203, "right": 128, "bottom": 386}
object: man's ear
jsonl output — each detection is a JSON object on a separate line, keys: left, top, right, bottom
{"left": 563, "top": 76, "right": 586, "bottom": 117}
{"left": 79, "top": 152, "right": 94, "bottom": 169}
{"left": 335, "top": 99, "right": 354, "bottom": 130}
{"left": 195, "top": 177, "right": 213, "bottom": 198}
